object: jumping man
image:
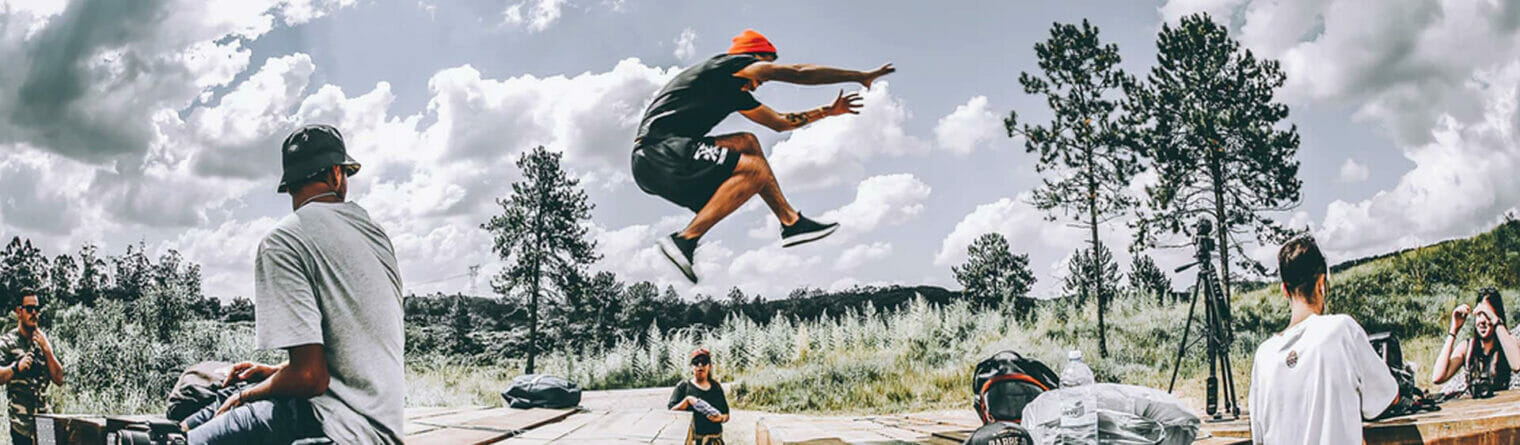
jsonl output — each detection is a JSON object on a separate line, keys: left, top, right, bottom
{"left": 632, "top": 29, "right": 895, "bottom": 283}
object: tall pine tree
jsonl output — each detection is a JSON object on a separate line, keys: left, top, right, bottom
{"left": 1007, "top": 20, "right": 1140, "bottom": 356}
{"left": 481, "top": 146, "right": 599, "bottom": 374}
{"left": 1126, "top": 13, "right": 1303, "bottom": 303}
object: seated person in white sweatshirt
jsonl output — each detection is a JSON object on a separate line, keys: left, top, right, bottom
{"left": 1248, "top": 235, "right": 1399, "bottom": 445}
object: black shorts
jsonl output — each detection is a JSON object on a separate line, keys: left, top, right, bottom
{"left": 631, "top": 136, "right": 741, "bottom": 212}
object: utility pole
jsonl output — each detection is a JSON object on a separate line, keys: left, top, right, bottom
{"left": 468, "top": 264, "right": 481, "bottom": 295}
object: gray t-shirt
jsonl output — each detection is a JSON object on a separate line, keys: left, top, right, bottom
{"left": 255, "top": 201, "right": 405, "bottom": 444}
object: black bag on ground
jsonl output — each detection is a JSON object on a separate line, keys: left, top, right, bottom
{"left": 972, "top": 350, "right": 1060, "bottom": 424}
{"left": 502, "top": 374, "right": 582, "bottom": 409}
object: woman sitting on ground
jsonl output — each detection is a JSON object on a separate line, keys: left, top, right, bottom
{"left": 668, "top": 348, "right": 730, "bottom": 445}
{"left": 1433, "top": 288, "right": 1520, "bottom": 395}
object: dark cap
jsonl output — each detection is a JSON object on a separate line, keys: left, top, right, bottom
{"left": 277, "top": 124, "right": 361, "bottom": 193}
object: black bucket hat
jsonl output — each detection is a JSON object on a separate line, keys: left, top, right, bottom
{"left": 277, "top": 124, "right": 361, "bottom": 193}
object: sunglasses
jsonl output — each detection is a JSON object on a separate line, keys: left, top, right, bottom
{"left": 18, "top": 305, "right": 39, "bottom": 313}
{"left": 690, "top": 359, "right": 711, "bottom": 367}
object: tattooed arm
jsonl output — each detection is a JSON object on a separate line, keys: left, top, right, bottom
{"left": 739, "top": 91, "right": 864, "bottom": 132}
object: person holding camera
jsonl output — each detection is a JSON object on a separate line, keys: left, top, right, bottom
{"left": 183, "top": 125, "right": 404, "bottom": 444}
{"left": 668, "top": 348, "right": 730, "bottom": 445}
{"left": 1248, "top": 236, "right": 1399, "bottom": 445}
{"left": 0, "top": 289, "right": 65, "bottom": 445}
{"left": 1431, "top": 288, "right": 1520, "bottom": 396}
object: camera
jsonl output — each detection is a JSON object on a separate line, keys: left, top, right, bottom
{"left": 1193, "top": 218, "right": 1215, "bottom": 260}
{"left": 105, "top": 418, "right": 187, "bottom": 445}
{"left": 1468, "top": 363, "right": 1496, "bottom": 399}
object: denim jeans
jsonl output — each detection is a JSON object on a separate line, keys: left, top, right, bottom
{"left": 184, "top": 397, "right": 324, "bottom": 445}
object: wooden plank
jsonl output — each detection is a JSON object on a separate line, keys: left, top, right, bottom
{"left": 757, "top": 413, "right": 971, "bottom": 445}
{"left": 405, "top": 407, "right": 574, "bottom": 444}
{"left": 404, "top": 427, "right": 511, "bottom": 445}
{"left": 455, "top": 408, "right": 576, "bottom": 432}
{"left": 1200, "top": 389, "right": 1520, "bottom": 444}
{"left": 406, "top": 406, "right": 482, "bottom": 420}
{"left": 494, "top": 409, "right": 690, "bottom": 444}
{"left": 499, "top": 411, "right": 606, "bottom": 443}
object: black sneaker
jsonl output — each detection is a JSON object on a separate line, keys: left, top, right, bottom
{"left": 657, "top": 232, "right": 699, "bottom": 283}
{"left": 781, "top": 214, "right": 839, "bottom": 248}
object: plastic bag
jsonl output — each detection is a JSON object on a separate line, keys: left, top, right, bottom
{"left": 1021, "top": 383, "right": 1201, "bottom": 445}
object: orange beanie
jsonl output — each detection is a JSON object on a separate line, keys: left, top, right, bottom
{"left": 728, "top": 29, "right": 778, "bottom": 56}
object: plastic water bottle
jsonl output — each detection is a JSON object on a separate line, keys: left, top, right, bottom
{"left": 1060, "top": 350, "right": 1095, "bottom": 387}
{"left": 1058, "top": 350, "right": 1098, "bottom": 444}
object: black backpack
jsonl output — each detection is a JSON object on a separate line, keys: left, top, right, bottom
{"left": 502, "top": 374, "right": 583, "bottom": 409}
{"left": 972, "top": 350, "right": 1060, "bottom": 424}
{"left": 1368, "top": 332, "right": 1441, "bottom": 417}
{"left": 962, "top": 421, "right": 1034, "bottom": 445}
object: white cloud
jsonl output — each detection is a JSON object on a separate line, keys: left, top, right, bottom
{"left": 674, "top": 28, "right": 697, "bottom": 62}
{"left": 503, "top": 0, "right": 569, "bottom": 32}
{"left": 1163, "top": 0, "right": 1520, "bottom": 145}
{"left": 728, "top": 245, "right": 822, "bottom": 287}
{"left": 183, "top": 54, "right": 317, "bottom": 178}
{"left": 0, "top": 0, "right": 355, "bottom": 166}
{"left": 1336, "top": 157, "right": 1370, "bottom": 183}
{"left": 835, "top": 242, "right": 892, "bottom": 271}
{"left": 934, "top": 195, "right": 1068, "bottom": 267}
{"left": 768, "top": 82, "right": 927, "bottom": 190}
{"left": 162, "top": 217, "right": 279, "bottom": 298}
{"left": 1159, "top": 0, "right": 1248, "bottom": 26}
{"left": 1320, "top": 61, "right": 1520, "bottom": 259}
{"left": 748, "top": 173, "right": 931, "bottom": 242}
{"left": 819, "top": 173, "right": 931, "bottom": 237}
{"left": 934, "top": 95, "right": 1003, "bottom": 154}
{"left": 1158, "top": 0, "right": 1520, "bottom": 266}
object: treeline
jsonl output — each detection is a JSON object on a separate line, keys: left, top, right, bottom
{"left": 0, "top": 237, "right": 253, "bottom": 327}
{"left": 403, "top": 281, "right": 964, "bottom": 360}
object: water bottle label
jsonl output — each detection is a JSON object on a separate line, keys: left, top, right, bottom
{"left": 1059, "top": 399, "right": 1086, "bottom": 427}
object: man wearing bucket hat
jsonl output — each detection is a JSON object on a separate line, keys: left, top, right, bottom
{"left": 633, "top": 29, "right": 895, "bottom": 283}
{"left": 183, "top": 124, "right": 405, "bottom": 444}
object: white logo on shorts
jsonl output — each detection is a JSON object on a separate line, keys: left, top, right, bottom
{"left": 693, "top": 142, "right": 728, "bottom": 165}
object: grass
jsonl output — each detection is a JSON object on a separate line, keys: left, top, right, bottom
{"left": 3, "top": 222, "right": 1514, "bottom": 437}
{"left": 412, "top": 264, "right": 1516, "bottom": 416}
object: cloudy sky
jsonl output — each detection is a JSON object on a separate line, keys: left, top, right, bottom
{"left": 1, "top": 0, "right": 1517, "bottom": 301}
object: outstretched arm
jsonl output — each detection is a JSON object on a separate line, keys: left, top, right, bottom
{"left": 739, "top": 90, "right": 863, "bottom": 132}
{"left": 735, "top": 62, "right": 894, "bottom": 88}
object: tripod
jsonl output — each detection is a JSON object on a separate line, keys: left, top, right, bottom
{"left": 1166, "top": 219, "right": 1241, "bottom": 421}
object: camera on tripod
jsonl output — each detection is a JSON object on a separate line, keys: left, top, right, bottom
{"left": 1167, "top": 217, "right": 1241, "bottom": 421}
{"left": 1191, "top": 218, "right": 1216, "bottom": 262}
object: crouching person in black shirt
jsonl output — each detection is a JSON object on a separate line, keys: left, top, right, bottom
{"left": 669, "top": 348, "right": 729, "bottom": 445}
